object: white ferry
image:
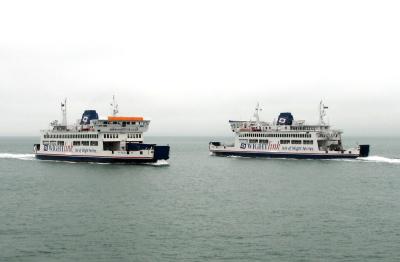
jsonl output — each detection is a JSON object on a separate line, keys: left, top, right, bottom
{"left": 209, "top": 102, "right": 370, "bottom": 159}
{"left": 34, "top": 97, "right": 170, "bottom": 164}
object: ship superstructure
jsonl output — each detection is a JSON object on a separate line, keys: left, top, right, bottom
{"left": 34, "top": 97, "right": 169, "bottom": 163}
{"left": 209, "top": 102, "right": 369, "bottom": 159}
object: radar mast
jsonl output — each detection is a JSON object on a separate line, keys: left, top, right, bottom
{"left": 319, "top": 100, "right": 328, "bottom": 125}
{"left": 253, "top": 102, "right": 262, "bottom": 123}
{"left": 111, "top": 95, "right": 119, "bottom": 116}
{"left": 61, "top": 98, "right": 67, "bottom": 126}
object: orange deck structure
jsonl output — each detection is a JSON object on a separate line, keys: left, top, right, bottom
{"left": 107, "top": 116, "right": 144, "bottom": 121}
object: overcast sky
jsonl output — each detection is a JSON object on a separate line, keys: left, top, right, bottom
{"left": 1, "top": 0, "right": 399, "bottom": 136}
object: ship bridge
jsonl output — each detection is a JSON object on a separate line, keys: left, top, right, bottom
{"left": 92, "top": 116, "right": 150, "bottom": 133}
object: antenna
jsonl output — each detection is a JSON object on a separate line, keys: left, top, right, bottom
{"left": 253, "top": 102, "right": 262, "bottom": 122}
{"left": 110, "top": 95, "right": 119, "bottom": 116}
{"left": 61, "top": 98, "right": 67, "bottom": 126}
{"left": 319, "top": 100, "right": 328, "bottom": 125}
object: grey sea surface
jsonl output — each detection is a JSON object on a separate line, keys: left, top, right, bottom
{"left": 0, "top": 136, "right": 400, "bottom": 261}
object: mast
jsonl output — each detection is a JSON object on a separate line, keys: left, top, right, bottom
{"left": 110, "top": 95, "right": 119, "bottom": 116}
{"left": 253, "top": 102, "right": 262, "bottom": 123}
{"left": 319, "top": 100, "right": 328, "bottom": 125}
{"left": 61, "top": 98, "right": 67, "bottom": 126}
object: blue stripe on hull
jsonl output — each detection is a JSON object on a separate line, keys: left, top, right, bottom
{"left": 35, "top": 154, "right": 158, "bottom": 164}
{"left": 212, "top": 151, "right": 359, "bottom": 159}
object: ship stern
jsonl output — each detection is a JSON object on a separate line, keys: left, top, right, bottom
{"left": 359, "top": 145, "right": 370, "bottom": 157}
{"left": 154, "top": 145, "right": 170, "bottom": 161}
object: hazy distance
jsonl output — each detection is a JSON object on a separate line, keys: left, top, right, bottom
{"left": 1, "top": 0, "right": 399, "bottom": 136}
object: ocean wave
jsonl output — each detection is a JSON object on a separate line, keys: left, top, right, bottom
{"left": 0, "top": 153, "right": 35, "bottom": 161}
{"left": 358, "top": 156, "right": 400, "bottom": 164}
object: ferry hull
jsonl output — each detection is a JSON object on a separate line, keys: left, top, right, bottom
{"left": 35, "top": 154, "right": 163, "bottom": 164}
{"left": 211, "top": 150, "right": 361, "bottom": 159}
{"left": 34, "top": 145, "right": 170, "bottom": 164}
{"left": 210, "top": 144, "right": 369, "bottom": 160}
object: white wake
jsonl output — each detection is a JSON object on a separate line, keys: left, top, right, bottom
{"left": 358, "top": 156, "right": 400, "bottom": 164}
{"left": 145, "top": 159, "right": 170, "bottom": 166}
{"left": 0, "top": 153, "right": 35, "bottom": 161}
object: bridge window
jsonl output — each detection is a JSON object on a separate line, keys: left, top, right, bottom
{"left": 82, "top": 141, "right": 89, "bottom": 146}
{"left": 90, "top": 141, "right": 98, "bottom": 146}
{"left": 73, "top": 141, "right": 80, "bottom": 146}
{"left": 291, "top": 140, "right": 302, "bottom": 144}
{"left": 280, "top": 140, "right": 290, "bottom": 144}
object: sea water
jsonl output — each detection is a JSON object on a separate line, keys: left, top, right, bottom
{"left": 0, "top": 136, "right": 399, "bottom": 261}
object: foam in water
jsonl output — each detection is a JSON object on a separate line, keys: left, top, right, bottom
{"left": 358, "top": 156, "right": 400, "bottom": 164}
{"left": 225, "top": 154, "right": 400, "bottom": 165}
{"left": 145, "top": 160, "right": 170, "bottom": 166}
{"left": 0, "top": 153, "right": 35, "bottom": 161}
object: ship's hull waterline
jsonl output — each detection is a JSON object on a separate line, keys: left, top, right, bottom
{"left": 210, "top": 147, "right": 369, "bottom": 160}
{"left": 35, "top": 154, "right": 161, "bottom": 163}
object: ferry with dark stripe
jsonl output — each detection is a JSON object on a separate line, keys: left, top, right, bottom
{"left": 34, "top": 97, "right": 170, "bottom": 164}
{"left": 209, "top": 102, "right": 370, "bottom": 160}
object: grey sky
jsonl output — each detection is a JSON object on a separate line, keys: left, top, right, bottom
{"left": 1, "top": 0, "right": 399, "bottom": 136}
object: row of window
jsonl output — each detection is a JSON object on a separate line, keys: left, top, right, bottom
{"left": 43, "top": 133, "right": 141, "bottom": 140}
{"left": 103, "top": 133, "right": 142, "bottom": 139}
{"left": 241, "top": 139, "right": 314, "bottom": 145}
{"left": 96, "top": 121, "right": 145, "bottom": 127}
{"left": 281, "top": 140, "right": 314, "bottom": 145}
{"left": 127, "top": 133, "right": 142, "bottom": 139}
{"left": 73, "top": 141, "right": 98, "bottom": 146}
{"left": 239, "top": 133, "right": 312, "bottom": 138}
{"left": 104, "top": 133, "right": 119, "bottom": 139}
{"left": 248, "top": 139, "right": 269, "bottom": 144}
{"left": 290, "top": 126, "right": 320, "bottom": 131}
{"left": 43, "top": 141, "right": 99, "bottom": 146}
{"left": 44, "top": 133, "right": 99, "bottom": 139}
